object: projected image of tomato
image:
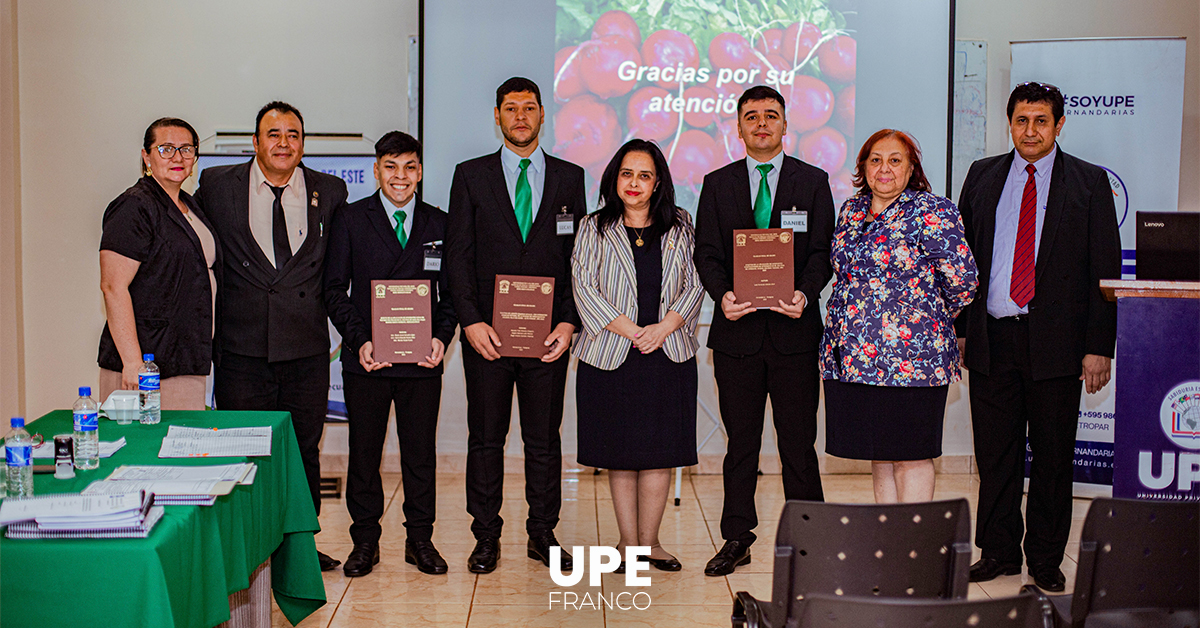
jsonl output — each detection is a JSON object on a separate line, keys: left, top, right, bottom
{"left": 579, "top": 35, "right": 641, "bottom": 99}
{"left": 818, "top": 36, "right": 856, "bottom": 84}
{"left": 667, "top": 130, "right": 716, "bottom": 189}
{"left": 641, "top": 29, "right": 699, "bottom": 90}
{"left": 830, "top": 168, "right": 855, "bottom": 205}
{"left": 591, "top": 10, "right": 641, "bottom": 47}
{"left": 715, "top": 118, "right": 747, "bottom": 162}
{"left": 553, "top": 0, "right": 855, "bottom": 211}
{"left": 780, "top": 74, "right": 833, "bottom": 133}
{"left": 553, "top": 96, "right": 622, "bottom": 168}
{"left": 627, "top": 86, "right": 679, "bottom": 142}
{"left": 753, "top": 28, "right": 782, "bottom": 56}
{"left": 833, "top": 84, "right": 854, "bottom": 137}
{"left": 798, "top": 127, "right": 847, "bottom": 174}
{"left": 781, "top": 21, "right": 822, "bottom": 67}
{"left": 554, "top": 46, "right": 587, "bottom": 102}
{"left": 682, "top": 86, "right": 720, "bottom": 129}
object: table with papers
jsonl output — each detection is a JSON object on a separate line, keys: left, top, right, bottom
{"left": 0, "top": 410, "right": 325, "bottom": 628}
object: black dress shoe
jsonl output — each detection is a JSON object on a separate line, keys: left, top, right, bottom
{"left": 405, "top": 539, "right": 448, "bottom": 575}
{"left": 528, "top": 532, "right": 572, "bottom": 570}
{"left": 342, "top": 543, "right": 379, "bottom": 577}
{"left": 614, "top": 561, "right": 626, "bottom": 574}
{"left": 968, "top": 558, "right": 1022, "bottom": 583}
{"left": 317, "top": 550, "right": 342, "bottom": 572}
{"left": 468, "top": 537, "right": 500, "bottom": 574}
{"left": 705, "top": 540, "right": 751, "bottom": 576}
{"left": 1029, "top": 563, "right": 1066, "bottom": 592}
{"left": 648, "top": 556, "right": 682, "bottom": 572}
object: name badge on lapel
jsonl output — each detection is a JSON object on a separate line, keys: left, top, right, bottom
{"left": 556, "top": 206, "right": 575, "bottom": 236}
{"left": 781, "top": 207, "right": 808, "bottom": 233}
{"left": 423, "top": 242, "right": 443, "bottom": 272}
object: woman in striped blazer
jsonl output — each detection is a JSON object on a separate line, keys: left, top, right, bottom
{"left": 572, "top": 139, "right": 705, "bottom": 572}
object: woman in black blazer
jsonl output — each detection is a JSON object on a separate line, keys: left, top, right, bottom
{"left": 97, "top": 118, "right": 219, "bottom": 409}
{"left": 572, "top": 139, "right": 705, "bottom": 571}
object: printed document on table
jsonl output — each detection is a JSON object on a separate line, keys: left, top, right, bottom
{"left": 157, "top": 425, "right": 272, "bottom": 458}
{"left": 0, "top": 492, "right": 145, "bottom": 525}
{"left": 107, "top": 462, "right": 254, "bottom": 483}
{"left": 82, "top": 479, "right": 235, "bottom": 497}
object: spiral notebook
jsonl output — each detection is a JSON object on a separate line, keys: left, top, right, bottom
{"left": 5, "top": 506, "right": 164, "bottom": 539}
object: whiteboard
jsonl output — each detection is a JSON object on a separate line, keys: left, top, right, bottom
{"left": 952, "top": 40, "right": 987, "bottom": 203}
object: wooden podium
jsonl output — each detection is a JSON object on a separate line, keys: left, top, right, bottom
{"left": 1099, "top": 280, "right": 1200, "bottom": 502}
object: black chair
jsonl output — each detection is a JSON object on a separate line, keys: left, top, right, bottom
{"left": 1027, "top": 497, "right": 1198, "bottom": 628}
{"left": 732, "top": 498, "right": 973, "bottom": 628}
{"left": 797, "top": 591, "right": 1055, "bottom": 628}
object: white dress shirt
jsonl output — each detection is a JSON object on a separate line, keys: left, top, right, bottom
{"left": 987, "top": 146, "right": 1057, "bottom": 318}
{"left": 500, "top": 145, "right": 545, "bottom": 219}
{"left": 249, "top": 159, "right": 308, "bottom": 268}
{"left": 746, "top": 150, "right": 785, "bottom": 209}
{"left": 382, "top": 190, "right": 415, "bottom": 244}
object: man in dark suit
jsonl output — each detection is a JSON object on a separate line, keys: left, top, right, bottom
{"left": 694, "top": 85, "right": 835, "bottom": 576}
{"left": 445, "top": 77, "right": 586, "bottom": 574}
{"left": 195, "top": 101, "right": 348, "bottom": 572}
{"left": 323, "top": 131, "right": 456, "bottom": 577}
{"left": 956, "top": 82, "right": 1120, "bottom": 592}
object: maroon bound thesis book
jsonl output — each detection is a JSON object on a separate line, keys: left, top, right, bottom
{"left": 732, "top": 228, "right": 794, "bottom": 308}
{"left": 492, "top": 275, "right": 555, "bottom": 358}
{"left": 370, "top": 280, "right": 432, "bottom": 363}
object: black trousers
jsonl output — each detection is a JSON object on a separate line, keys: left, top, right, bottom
{"left": 461, "top": 344, "right": 567, "bottom": 540}
{"left": 713, "top": 336, "right": 824, "bottom": 545}
{"left": 343, "top": 371, "right": 440, "bottom": 545}
{"left": 970, "top": 316, "right": 1082, "bottom": 569}
{"left": 215, "top": 352, "right": 329, "bottom": 516}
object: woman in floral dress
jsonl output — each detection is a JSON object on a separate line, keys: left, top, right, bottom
{"left": 821, "top": 129, "right": 978, "bottom": 503}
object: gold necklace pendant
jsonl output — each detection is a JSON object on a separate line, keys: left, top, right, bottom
{"left": 634, "top": 227, "right": 646, "bottom": 247}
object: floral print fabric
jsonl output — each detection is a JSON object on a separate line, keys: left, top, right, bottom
{"left": 821, "top": 189, "right": 978, "bottom": 387}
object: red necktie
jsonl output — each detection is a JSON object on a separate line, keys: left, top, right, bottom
{"left": 1010, "top": 164, "right": 1037, "bottom": 308}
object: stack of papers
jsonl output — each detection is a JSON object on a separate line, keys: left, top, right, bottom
{"left": 1, "top": 437, "right": 127, "bottom": 460}
{"left": 82, "top": 463, "right": 257, "bottom": 506}
{"left": 1, "top": 491, "right": 163, "bottom": 539}
{"left": 158, "top": 425, "right": 272, "bottom": 458}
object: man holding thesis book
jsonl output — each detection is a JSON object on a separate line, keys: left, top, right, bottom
{"left": 444, "top": 77, "right": 586, "bottom": 574}
{"left": 323, "top": 131, "right": 457, "bottom": 577}
{"left": 693, "top": 85, "right": 836, "bottom": 576}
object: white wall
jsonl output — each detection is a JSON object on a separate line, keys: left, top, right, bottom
{"left": 6, "top": 0, "right": 1198, "bottom": 468}
{"left": 16, "top": 0, "right": 416, "bottom": 416}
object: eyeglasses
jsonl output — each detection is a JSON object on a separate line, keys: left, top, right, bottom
{"left": 154, "top": 144, "right": 197, "bottom": 159}
{"left": 1016, "top": 81, "right": 1061, "bottom": 94}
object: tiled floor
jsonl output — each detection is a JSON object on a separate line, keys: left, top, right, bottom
{"left": 272, "top": 471, "right": 1090, "bottom": 627}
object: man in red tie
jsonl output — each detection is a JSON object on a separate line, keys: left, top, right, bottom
{"left": 955, "top": 82, "right": 1121, "bottom": 592}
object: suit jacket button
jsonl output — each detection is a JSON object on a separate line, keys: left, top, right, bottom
{"left": 269, "top": 289, "right": 277, "bottom": 294}
{"left": 242, "top": 261, "right": 250, "bottom": 267}
{"left": 299, "top": 291, "right": 306, "bottom": 298}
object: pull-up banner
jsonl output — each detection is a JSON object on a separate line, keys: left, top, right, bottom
{"left": 1010, "top": 37, "right": 1187, "bottom": 492}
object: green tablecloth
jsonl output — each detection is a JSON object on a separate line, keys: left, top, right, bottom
{"left": 0, "top": 410, "right": 326, "bottom": 627}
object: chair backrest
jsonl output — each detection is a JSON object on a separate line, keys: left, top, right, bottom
{"left": 1071, "top": 498, "right": 1199, "bottom": 619}
{"left": 798, "top": 591, "right": 1054, "bottom": 628}
{"left": 763, "top": 499, "right": 972, "bottom": 626}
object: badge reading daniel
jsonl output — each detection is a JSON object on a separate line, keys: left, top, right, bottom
{"left": 781, "top": 207, "right": 808, "bottom": 233}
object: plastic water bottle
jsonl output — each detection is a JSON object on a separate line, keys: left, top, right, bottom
{"left": 139, "top": 353, "right": 161, "bottom": 425}
{"left": 6, "top": 417, "right": 34, "bottom": 497}
{"left": 73, "top": 386, "right": 100, "bottom": 470}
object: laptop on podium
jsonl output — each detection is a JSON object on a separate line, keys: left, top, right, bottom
{"left": 1136, "top": 211, "right": 1199, "bottom": 281}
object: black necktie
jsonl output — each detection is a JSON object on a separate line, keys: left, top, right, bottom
{"left": 269, "top": 185, "right": 292, "bottom": 268}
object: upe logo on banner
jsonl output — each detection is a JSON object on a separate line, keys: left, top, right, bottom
{"left": 547, "top": 546, "right": 653, "bottom": 611}
{"left": 1161, "top": 381, "right": 1200, "bottom": 449}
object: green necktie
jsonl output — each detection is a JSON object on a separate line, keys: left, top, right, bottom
{"left": 393, "top": 209, "right": 408, "bottom": 248}
{"left": 754, "top": 163, "right": 774, "bottom": 229}
{"left": 515, "top": 158, "right": 532, "bottom": 242}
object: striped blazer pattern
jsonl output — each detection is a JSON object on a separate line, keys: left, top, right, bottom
{"left": 571, "top": 209, "right": 705, "bottom": 370}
